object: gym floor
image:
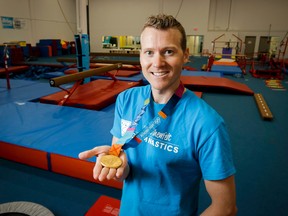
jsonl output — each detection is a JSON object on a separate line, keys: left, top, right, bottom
{"left": 1, "top": 56, "right": 288, "bottom": 215}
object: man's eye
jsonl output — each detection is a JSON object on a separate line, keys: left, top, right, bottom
{"left": 164, "top": 50, "right": 174, "bottom": 55}
{"left": 145, "top": 51, "right": 153, "bottom": 56}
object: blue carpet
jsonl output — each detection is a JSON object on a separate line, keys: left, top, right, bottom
{"left": 0, "top": 158, "right": 122, "bottom": 216}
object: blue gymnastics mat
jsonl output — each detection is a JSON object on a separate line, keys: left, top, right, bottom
{"left": 0, "top": 102, "right": 122, "bottom": 188}
{"left": 0, "top": 102, "right": 114, "bottom": 159}
{"left": 211, "top": 65, "right": 242, "bottom": 75}
{"left": 0, "top": 79, "right": 73, "bottom": 105}
{"left": 0, "top": 79, "right": 36, "bottom": 91}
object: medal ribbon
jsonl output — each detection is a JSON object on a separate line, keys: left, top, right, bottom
{"left": 109, "top": 83, "right": 185, "bottom": 156}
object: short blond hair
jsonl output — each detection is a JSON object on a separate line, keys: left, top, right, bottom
{"left": 142, "top": 14, "right": 187, "bottom": 51}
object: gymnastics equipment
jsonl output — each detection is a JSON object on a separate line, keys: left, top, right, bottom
{"left": 42, "top": 79, "right": 142, "bottom": 110}
{"left": 254, "top": 93, "right": 273, "bottom": 120}
{"left": 211, "top": 34, "right": 243, "bottom": 57}
{"left": 212, "top": 34, "right": 225, "bottom": 53}
{"left": 277, "top": 31, "right": 288, "bottom": 62}
{"left": 75, "top": 34, "right": 90, "bottom": 71}
{"left": 48, "top": 63, "right": 124, "bottom": 107}
{"left": 0, "top": 66, "right": 29, "bottom": 89}
{"left": 75, "top": 34, "right": 90, "bottom": 84}
{"left": 265, "top": 79, "right": 285, "bottom": 90}
{"left": 236, "top": 56, "right": 247, "bottom": 74}
{"left": 0, "top": 201, "right": 54, "bottom": 216}
{"left": 232, "top": 34, "right": 243, "bottom": 53}
{"left": 85, "top": 196, "right": 120, "bottom": 216}
{"left": 180, "top": 76, "right": 254, "bottom": 95}
{"left": 42, "top": 63, "right": 142, "bottom": 110}
{"left": 249, "top": 58, "right": 283, "bottom": 79}
{"left": 0, "top": 45, "right": 29, "bottom": 89}
{"left": 206, "top": 55, "right": 215, "bottom": 71}
{"left": 0, "top": 102, "right": 123, "bottom": 189}
{"left": 49, "top": 63, "right": 122, "bottom": 87}
{"left": 3, "top": 45, "right": 10, "bottom": 89}
{"left": 206, "top": 54, "right": 246, "bottom": 75}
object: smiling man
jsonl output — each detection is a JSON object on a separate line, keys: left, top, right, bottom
{"left": 79, "top": 14, "right": 237, "bottom": 216}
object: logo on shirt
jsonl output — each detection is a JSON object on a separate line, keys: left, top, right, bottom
{"left": 121, "top": 119, "right": 132, "bottom": 136}
{"left": 121, "top": 119, "right": 179, "bottom": 154}
{"left": 144, "top": 129, "right": 179, "bottom": 154}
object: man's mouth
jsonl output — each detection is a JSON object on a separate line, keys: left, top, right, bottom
{"left": 152, "top": 71, "right": 168, "bottom": 77}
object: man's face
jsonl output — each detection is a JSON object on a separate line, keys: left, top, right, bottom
{"left": 140, "top": 27, "right": 189, "bottom": 94}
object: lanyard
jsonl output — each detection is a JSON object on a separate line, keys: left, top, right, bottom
{"left": 109, "top": 83, "right": 185, "bottom": 156}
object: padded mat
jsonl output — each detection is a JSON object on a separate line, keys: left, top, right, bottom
{"left": 40, "top": 79, "right": 141, "bottom": 110}
{"left": 181, "top": 76, "right": 254, "bottom": 95}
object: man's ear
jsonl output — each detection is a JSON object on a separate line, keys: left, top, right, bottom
{"left": 184, "top": 48, "right": 190, "bottom": 63}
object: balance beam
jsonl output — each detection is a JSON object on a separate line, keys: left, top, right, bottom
{"left": 254, "top": 93, "right": 273, "bottom": 120}
{"left": 49, "top": 63, "right": 122, "bottom": 87}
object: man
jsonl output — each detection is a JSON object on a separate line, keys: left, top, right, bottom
{"left": 79, "top": 14, "right": 237, "bottom": 215}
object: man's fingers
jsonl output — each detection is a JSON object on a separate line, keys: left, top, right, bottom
{"left": 93, "top": 155, "right": 105, "bottom": 180}
{"left": 106, "top": 168, "right": 117, "bottom": 180}
{"left": 78, "top": 145, "right": 111, "bottom": 160}
{"left": 98, "top": 167, "right": 109, "bottom": 181}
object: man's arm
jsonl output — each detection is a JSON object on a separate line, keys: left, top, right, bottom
{"left": 200, "top": 175, "right": 237, "bottom": 216}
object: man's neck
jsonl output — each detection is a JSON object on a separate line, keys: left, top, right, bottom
{"left": 152, "top": 91, "right": 174, "bottom": 104}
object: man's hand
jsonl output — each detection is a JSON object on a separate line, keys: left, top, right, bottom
{"left": 79, "top": 145, "right": 129, "bottom": 182}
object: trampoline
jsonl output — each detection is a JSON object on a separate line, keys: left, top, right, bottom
{"left": 0, "top": 201, "right": 54, "bottom": 216}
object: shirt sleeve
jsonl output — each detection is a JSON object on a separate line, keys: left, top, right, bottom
{"left": 110, "top": 92, "right": 124, "bottom": 139}
{"left": 198, "top": 122, "right": 236, "bottom": 180}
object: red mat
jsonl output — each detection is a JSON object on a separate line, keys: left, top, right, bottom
{"left": 51, "top": 154, "right": 123, "bottom": 189}
{"left": 0, "top": 141, "right": 123, "bottom": 189}
{"left": 85, "top": 196, "right": 120, "bottom": 216}
{"left": 0, "top": 141, "right": 48, "bottom": 170}
{"left": 40, "top": 80, "right": 142, "bottom": 110}
{"left": 213, "top": 61, "right": 238, "bottom": 66}
{"left": 181, "top": 76, "right": 254, "bottom": 95}
{"left": 90, "top": 63, "right": 141, "bottom": 71}
{"left": 106, "top": 69, "right": 140, "bottom": 77}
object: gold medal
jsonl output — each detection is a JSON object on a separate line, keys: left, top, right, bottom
{"left": 100, "top": 154, "right": 122, "bottom": 168}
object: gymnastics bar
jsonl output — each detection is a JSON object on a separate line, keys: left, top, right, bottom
{"left": 49, "top": 63, "right": 122, "bottom": 87}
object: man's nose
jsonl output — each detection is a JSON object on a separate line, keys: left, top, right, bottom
{"left": 152, "top": 54, "right": 165, "bottom": 68}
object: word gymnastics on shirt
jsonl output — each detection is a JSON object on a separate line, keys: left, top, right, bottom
{"left": 143, "top": 136, "right": 179, "bottom": 154}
